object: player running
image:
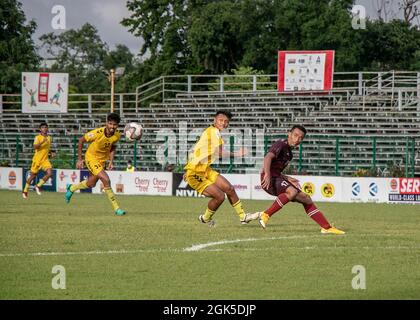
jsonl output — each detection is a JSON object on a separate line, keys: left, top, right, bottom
{"left": 64, "top": 113, "right": 125, "bottom": 216}
{"left": 247, "top": 125, "right": 345, "bottom": 234}
{"left": 184, "top": 110, "right": 253, "bottom": 226}
{"left": 22, "top": 122, "right": 53, "bottom": 198}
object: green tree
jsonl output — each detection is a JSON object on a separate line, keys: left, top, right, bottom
{"left": 238, "top": 0, "right": 278, "bottom": 73}
{"left": 0, "top": 0, "right": 39, "bottom": 93}
{"left": 360, "top": 20, "right": 420, "bottom": 70}
{"left": 39, "top": 23, "right": 109, "bottom": 93}
{"left": 122, "top": 0, "right": 200, "bottom": 77}
{"left": 269, "top": 0, "right": 361, "bottom": 72}
{"left": 189, "top": 1, "right": 242, "bottom": 73}
{"left": 104, "top": 45, "right": 134, "bottom": 72}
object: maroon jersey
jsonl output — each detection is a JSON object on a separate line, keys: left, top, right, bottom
{"left": 264, "top": 138, "right": 293, "bottom": 177}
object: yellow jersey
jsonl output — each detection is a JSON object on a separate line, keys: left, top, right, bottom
{"left": 84, "top": 127, "right": 121, "bottom": 162}
{"left": 184, "top": 125, "right": 224, "bottom": 173}
{"left": 32, "top": 134, "right": 51, "bottom": 163}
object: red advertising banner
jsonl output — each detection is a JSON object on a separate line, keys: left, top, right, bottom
{"left": 388, "top": 177, "right": 420, "bottom": 203}
{"left": 278, "top": 50, "right": 335, "bottom": 92}
{"left": 38, "top": 73, "right": 49, "bottom": 102}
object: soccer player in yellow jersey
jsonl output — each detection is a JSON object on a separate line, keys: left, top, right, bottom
{"left": 64, "top": 113, "right": 125, "bottom": 216}
{"left": 184, "top": 110, "right": 253, "bottom": 226}
{"left": 22, "top": 122, "right": 53, "bottom": 199}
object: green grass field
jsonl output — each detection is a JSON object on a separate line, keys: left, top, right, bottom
{"left": 0, "top": 189, "right": 419, "bottom": 300}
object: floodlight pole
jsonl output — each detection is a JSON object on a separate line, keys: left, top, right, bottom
{"left": 110, "top": 68, "right": 115, "bottom": 113}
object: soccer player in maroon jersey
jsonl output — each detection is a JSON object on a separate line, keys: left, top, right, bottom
{"left": 249, "top": 125, "right": 345, "bottom": 234}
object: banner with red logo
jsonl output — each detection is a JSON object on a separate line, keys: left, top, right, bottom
{"left": 278, "top": 50, "right": 334, "bottom": 92}
{"left": 0, "top": 167, "right": 22, "bottom": 190}
{"left": 388, "top": 178, "right": 420, "bottom": 203}
{"left": 56, "top": 169, "right": 80, "bottom": 193}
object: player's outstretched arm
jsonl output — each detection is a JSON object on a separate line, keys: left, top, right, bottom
{"left": 219, "top": 146, "right": 248, "bottom": 158}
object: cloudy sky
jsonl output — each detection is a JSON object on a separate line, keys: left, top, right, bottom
{"left": 21, "top": 0, "right": 143, "bottom": 55}
{"left": 20, "top": 0, "right": 410, "bottom": 58}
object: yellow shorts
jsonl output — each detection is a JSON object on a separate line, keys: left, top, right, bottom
{"left": 30, "top": 160, "right": 52, "bottom": 174}
{"left": 185, "top": 168, "right": 219, "bottom": 194}
{"left": 85, "top": 158, "right": 106, "bottom": 176}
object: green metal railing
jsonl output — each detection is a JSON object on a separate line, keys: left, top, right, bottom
{"left": 0, "top": 134, "right": 417, "bottom": 177}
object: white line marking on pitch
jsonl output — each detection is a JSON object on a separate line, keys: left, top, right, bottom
{"left": 206, "top": 246, "right": 420, "bottom": 252}
{"left": 0, "top": 248, "right": 179, "bottom": 258}
{"left": 183, "top": 235, "right": 317, "bottom": 252}
{"left": 0, "top": 233, "right": 417, "bottom": 257}
{"left": 182, "top": 233, "right": 420, "bottom": 252}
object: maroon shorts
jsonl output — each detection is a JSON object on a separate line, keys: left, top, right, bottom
{"left": 260, "top": 173, "right": 301, "bottom": 197}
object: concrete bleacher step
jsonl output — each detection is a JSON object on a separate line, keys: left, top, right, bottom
{"left": 1, "top": 88, "right": 419, "bottom": 175}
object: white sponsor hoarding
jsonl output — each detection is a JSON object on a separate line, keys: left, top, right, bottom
{"left": 278, "top": 50, "right": 334, "bottom": 92}
{"left": 342, "top": 178, "right": 389, "bottom": 203}
{"left": 0, "top": 167, "right": 22, "bottom": 190}
{"left": 296, "top": 176, "right": 343, "bottom": 202}
{"left": 0, "top": 167, "right": 417, "bottom": 204}
{"left": 22, "top": 72, "right": 68, "bottom": 113}
{"left": 56, "top": 169, "right": 80, "bottom": 193}
{"left": 91, "top": 171, "right": 173, "bottom": 196}
{"left": 224, "top": 174, "right": 251, "bottom": 199}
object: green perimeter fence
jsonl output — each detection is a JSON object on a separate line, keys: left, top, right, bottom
{"left": 0, "top": 133, "right": 416, "bottom": 177}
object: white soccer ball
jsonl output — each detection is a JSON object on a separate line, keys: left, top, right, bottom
{"left": 124, "top": 122, "right": 143, "bottom": 141}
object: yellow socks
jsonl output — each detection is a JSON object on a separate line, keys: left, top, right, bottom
{"left": 104, "top": 187, "right": 120, "bottom": 211}
{"left": 70, "top": 180, "right": 89, "bottom": 192}
{"left": 232, "top": 200, "right": 246, "bottom": 221}
{"left": 23, "top": 183, "right": 30, "bottom": 193}
{"left": 36, "top": 179, "right": 46, "bottom": 188}
{"left": 203, "top": 208, "right": 215, "bottom": 221}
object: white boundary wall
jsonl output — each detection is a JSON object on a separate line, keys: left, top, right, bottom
{"left": 0, "top": 167, "right": 418, "bottom": 204}
{"left": 0, "top": 167, "right": 22, "bottom": 191}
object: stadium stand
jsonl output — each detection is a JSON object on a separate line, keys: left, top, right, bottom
{"left": 0, "top": 71, "right": 419, "bottom": 177}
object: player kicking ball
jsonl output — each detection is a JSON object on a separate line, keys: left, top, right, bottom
{"left": 184, "top": 110, "right": 254, "bottom": 227}
{"left": 64, "top": 113, "right": 125, "bottom": 216}
{"left": 247, "top": 125, "right": 345, "bottom": 235}
{"left": 22, "top": 122, "right": 53, "bottom": 198}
